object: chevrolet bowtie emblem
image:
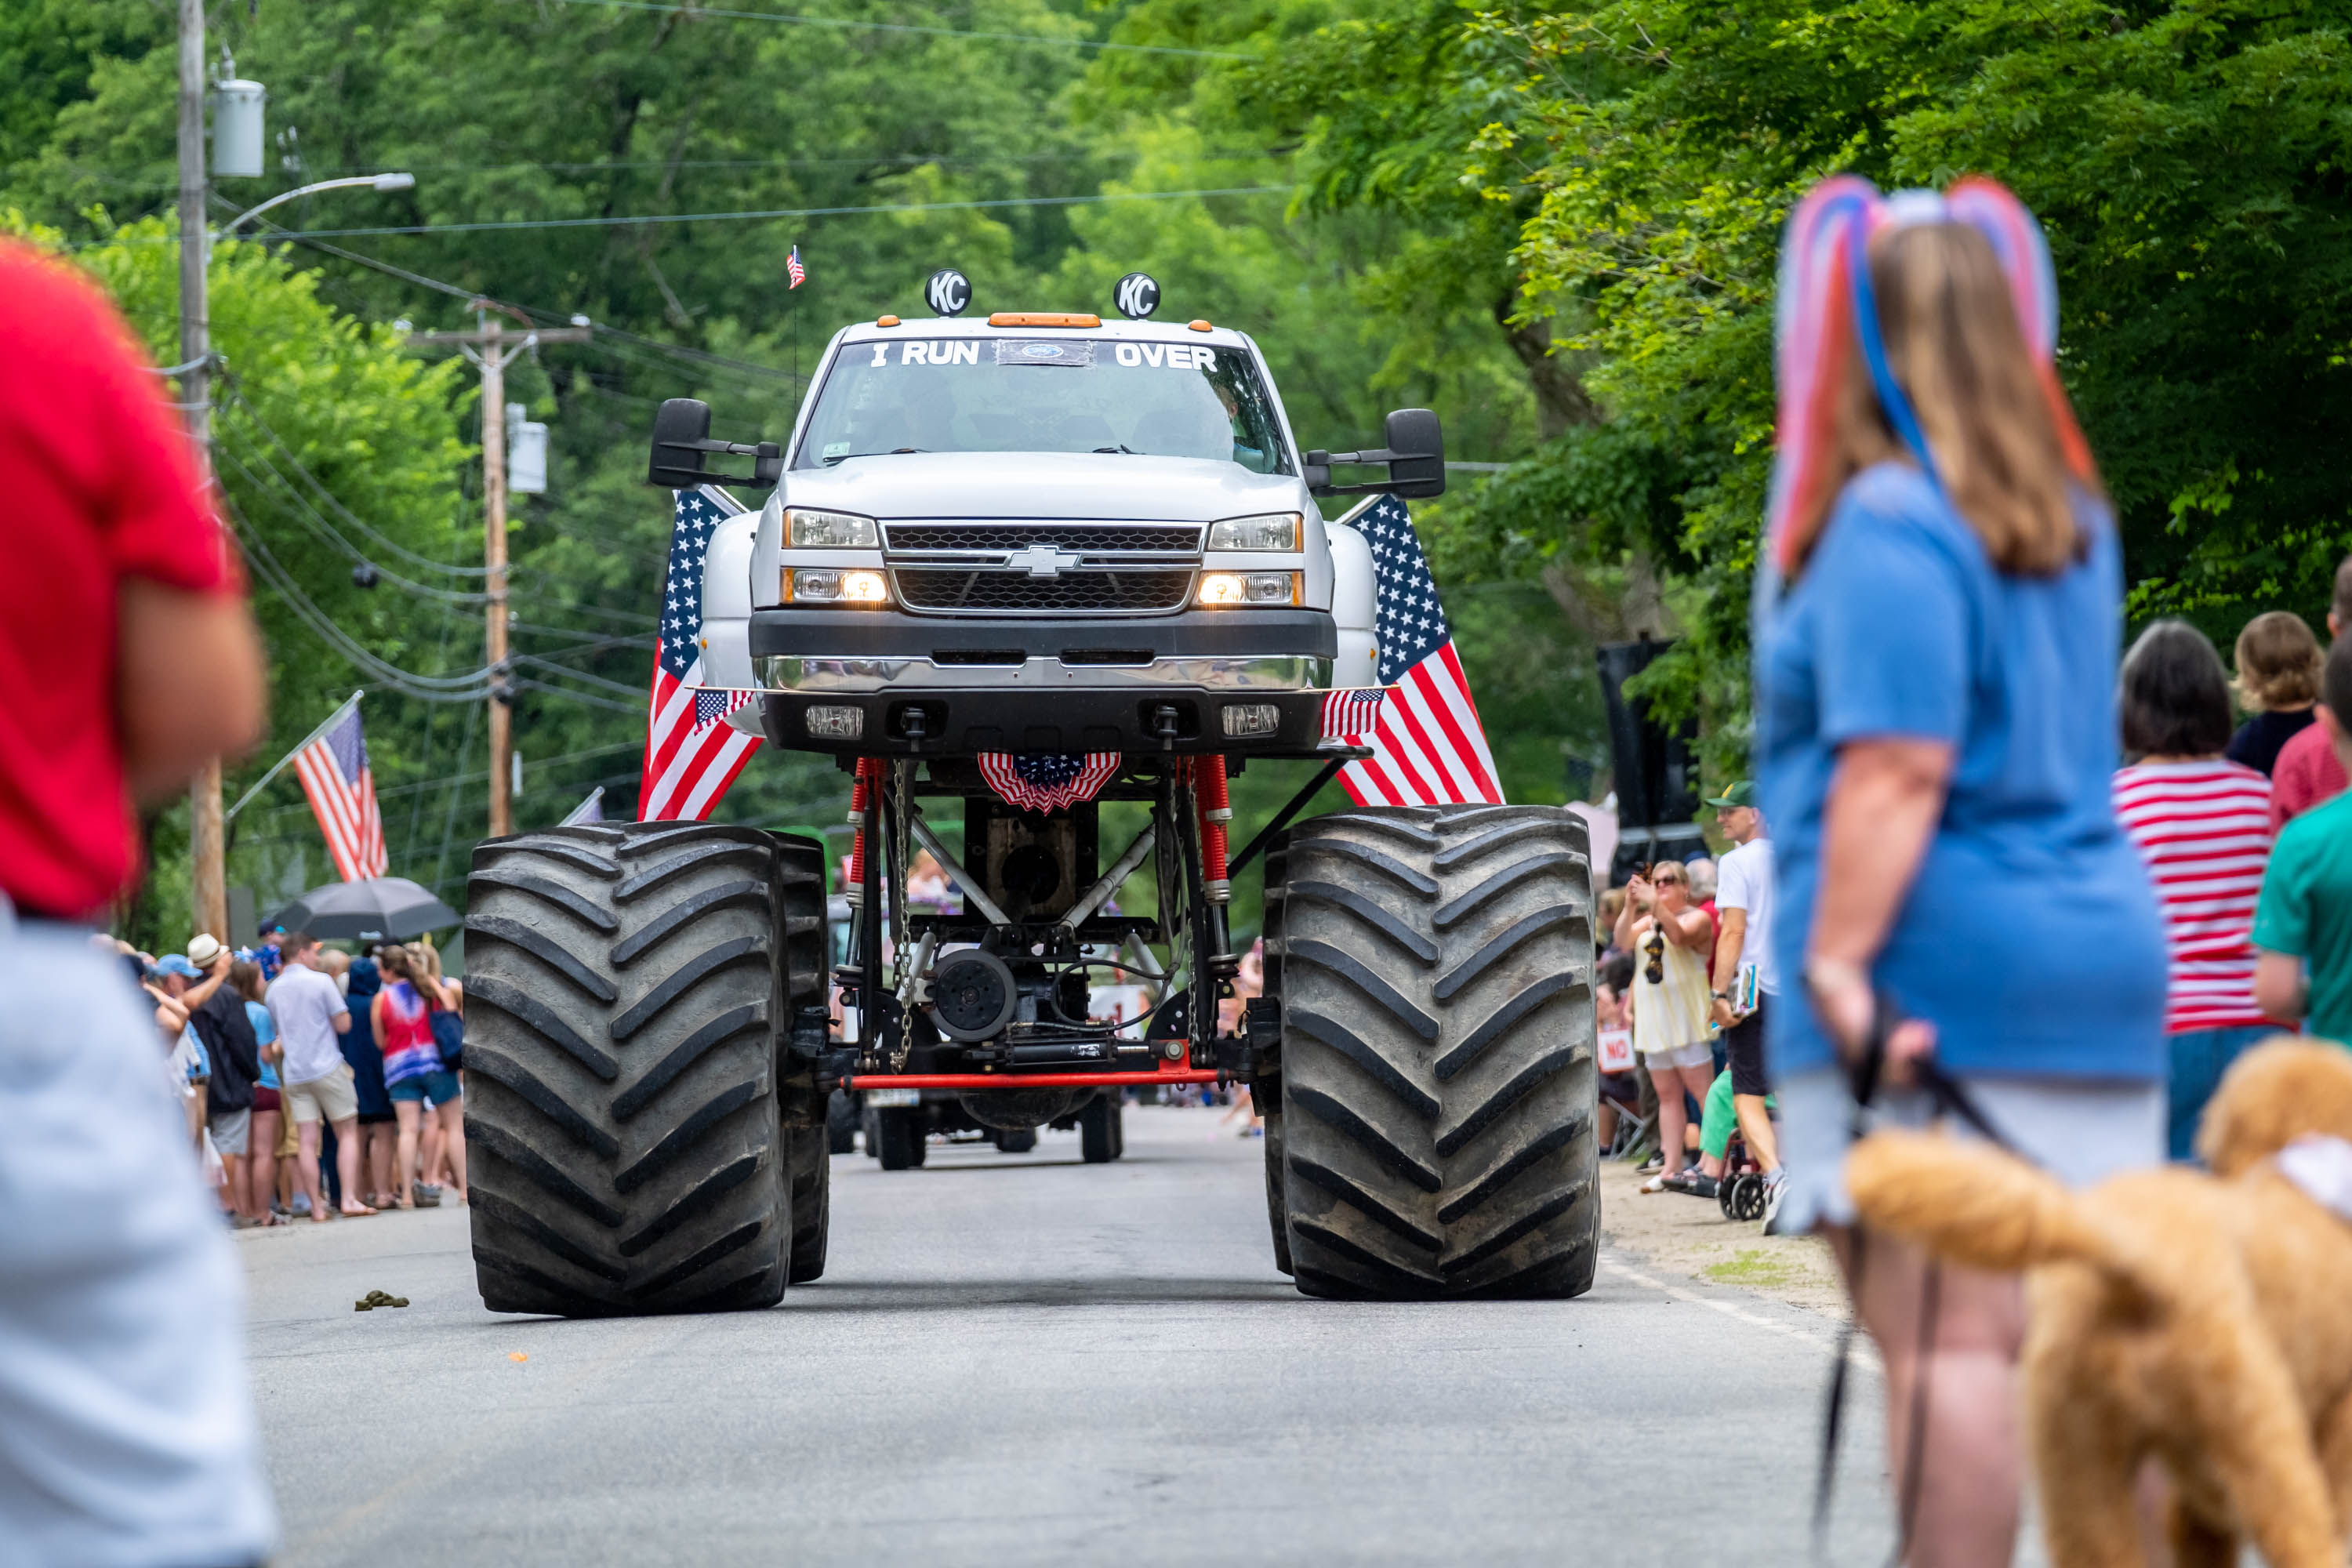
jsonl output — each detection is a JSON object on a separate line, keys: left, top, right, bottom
{"left": 1004, "top": 544, "right": 1085, "bottom": 577}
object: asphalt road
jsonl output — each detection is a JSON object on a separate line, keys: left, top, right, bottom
{"left": 239, "top": 1106, "right": 1918, "bottom": 1566}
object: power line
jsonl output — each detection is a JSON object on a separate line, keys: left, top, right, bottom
{"left": 217, "top": 210, "right": 809, "bottom": 390}
{"left": 546, "top": 0, "right": 1250, "bottom": 59}
{"left": 221, "top": 498, "right": 498, "bottom": 699}
{"left": 221, "top": 387, "right": 495, "bottom": 575}
{"left": 191, "top": 184, "right": 1291, "bottom": 240}
{"left": 215, "top": 441, "right": 499, "bottom": 607}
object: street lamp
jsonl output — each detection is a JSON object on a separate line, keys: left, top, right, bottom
{"left": 175, "top": 152, "right": 417, "bottom": 942}
{"left": 220, "top": 172, "right": 416, "bottom": 237}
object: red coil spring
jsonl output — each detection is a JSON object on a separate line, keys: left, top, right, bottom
{"left": 848, "top": 757, "right": 883, "bottom": 895}
{"left": 1196, "top": 753, "right": 1232, "bottom": 894}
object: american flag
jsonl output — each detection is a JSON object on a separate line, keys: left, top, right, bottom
{"left": 1320, "top": 688, "right": 1385, "bottom": 742}
{"left": 786, "top": 244, "right": 807, "bottom": 289}
{"left": 641, "top": 485, "right": 764, "bottom": 821}
{"left": 292, "top": 698, "right": 387, "bottom": 880}
{"left": 1341, "top": 495, "right": 1503, "bottom": 806}
{"left": 979, "top": 752, "right": 1122, "bottom": 815}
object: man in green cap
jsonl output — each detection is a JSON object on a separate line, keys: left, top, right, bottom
{"left": 1705, "top": 780, "right": 1784, "bottom": 1220}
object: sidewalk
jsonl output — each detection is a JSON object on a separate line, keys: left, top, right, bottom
{"left": 1596, "top": 1156, "right": 1846, "bottom": 1315}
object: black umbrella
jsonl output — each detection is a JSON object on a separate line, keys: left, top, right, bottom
{"left": 269, "top": 877, "right": 459, "bottom": 941}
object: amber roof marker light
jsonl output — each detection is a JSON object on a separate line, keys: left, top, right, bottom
{"left": 1188, "top": 319, "right": 1214, "bottom": 332}
{"left": 986, "top": 312, "right": 1102, "bottom": 328}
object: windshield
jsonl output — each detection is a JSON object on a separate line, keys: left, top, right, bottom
{"left": 794, "top": 336, "right": 1291, "bottom": 474}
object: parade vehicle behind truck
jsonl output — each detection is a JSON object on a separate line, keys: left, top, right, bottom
{"left": 460, "top": 272, "right": 1599, "bottom": 1315}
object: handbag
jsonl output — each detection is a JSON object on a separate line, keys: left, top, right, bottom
{"left": 427, "top": 1004, "right": 465, "bottom": 1073}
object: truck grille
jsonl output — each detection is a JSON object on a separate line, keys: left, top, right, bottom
{"left": 894, "top": 568, "right": 1196, "bottom": 614}
{"left": 881, "top": 517, "right": 1202, "bottom": 615}
{"left": 884, "top": 522, "right": 1201, "bottom": 554}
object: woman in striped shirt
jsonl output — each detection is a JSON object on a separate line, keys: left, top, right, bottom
{"left": 2112, "top": 620, "right": 2276, "bottom": 1160}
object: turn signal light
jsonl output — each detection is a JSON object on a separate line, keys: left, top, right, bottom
{"left": 1197, "top": 571, "right": 1300, "bottom": 608}
{"left": 789, "top": 568, "right": 890, "bottom": 605}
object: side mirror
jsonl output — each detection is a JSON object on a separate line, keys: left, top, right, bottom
{"left": 648, "top": 397, "right": 782, "bottom": 490}
{"left": 1305, "top": 408, "right": 1446, "bottom": 500}
{"left": 1383, "top": 408, "right": 1444, "bottom": 499}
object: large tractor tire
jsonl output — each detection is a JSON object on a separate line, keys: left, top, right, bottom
{"left": 1277, "top": 805, "right": 1598, "bottom": 1300}
{"left": 462, "top": 822, "right": 820, "bottom": 1317}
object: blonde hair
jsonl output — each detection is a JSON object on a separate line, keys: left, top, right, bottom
{"left": 1784, "top": 223, "right": 2100, "bottom": 576}
{"left": 2233, "top": 611, "right": 2323, "bottom": 711}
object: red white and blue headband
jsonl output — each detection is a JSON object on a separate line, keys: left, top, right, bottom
{"left": 1766, "top": 174, "right": 2089, "bottom": 572}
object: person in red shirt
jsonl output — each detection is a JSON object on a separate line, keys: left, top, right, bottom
{"left": 0, "top": 238, "right": 274, "bottom": 1563}
{"left": 2270, "top": 557, "right": 2352, "bottom": 832}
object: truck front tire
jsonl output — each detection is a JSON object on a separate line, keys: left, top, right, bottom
{"left": 462, "top": 822, "right": 821, "bottom": 1317}
{"left": 1277, "top": 805, "right": 1599, "bottom": 1300}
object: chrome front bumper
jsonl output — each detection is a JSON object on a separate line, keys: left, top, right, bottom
{"left": 757, "top": 654, "right": 1331, "bottom": 695}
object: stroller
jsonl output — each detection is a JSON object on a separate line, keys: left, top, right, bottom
{"left": 1715, "top": 1121, "right": 1773, "bottom": 1221}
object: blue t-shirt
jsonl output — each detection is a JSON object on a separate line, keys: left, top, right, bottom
{"left": 245, "top": 999, "right": 278, "bottom": 1090}
{"left": 1756, "top": 463, "right": 2164, "bottom": 1080}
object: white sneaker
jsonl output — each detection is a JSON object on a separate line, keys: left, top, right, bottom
{"left": 1761, "top": 1169, "right": 1791, "bottom": 1234}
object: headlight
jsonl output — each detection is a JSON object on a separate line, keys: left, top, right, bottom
{"left": 789, "top": 568, "right": 891, "bottom": 606}
{"left": 1207, "top": 513, "right": 1301, "bottom": 552}
{"left": 784, "top": 509, "right": 878, "bottom": 548}
{"left": 1197, "top": 571, "right": 1300, "bottom": 608}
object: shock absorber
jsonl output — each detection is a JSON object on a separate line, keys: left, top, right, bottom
{"left": 1196, "top": 753, "right": 1232, "bottom": 906}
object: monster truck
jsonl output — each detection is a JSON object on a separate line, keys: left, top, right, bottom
{"left": 461, "top": 275, "right": 1598, "bottom": 1315}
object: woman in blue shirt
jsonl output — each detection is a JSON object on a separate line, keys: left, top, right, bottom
{"left": 1756, "top": 176, "right": 2164, "bottom": 1563}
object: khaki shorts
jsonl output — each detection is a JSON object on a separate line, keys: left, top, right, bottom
{"left": 283, "top": 1065, "right": 358, "bottom": 1125}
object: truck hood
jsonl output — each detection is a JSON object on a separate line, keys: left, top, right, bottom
{"left": 775, "top": 452, "right": 1305, "bottom": 522}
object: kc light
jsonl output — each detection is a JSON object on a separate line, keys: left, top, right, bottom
{"left": 791, "top": 568, "right": 891, "bottom": 606}
{"left": 1207, "top": 513, "right": 1301, "bottom": 552}
{"left": 784, "top": 509, "right": 878, "bottom": 548}
{"left": 1197, "top": 571, "right": 1300, "bottom": 608}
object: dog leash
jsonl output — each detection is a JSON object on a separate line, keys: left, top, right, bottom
{"left": 1811, "top": 993, "right": 2025, "bottom": 1567}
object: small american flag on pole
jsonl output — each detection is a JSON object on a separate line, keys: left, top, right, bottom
{"left": 292, "top": 697, "right": 387, "bottom": 880}
{"left": 978, "top": 753, "right": 1122, "bottom": 815}
{"left": 641, "top": 485, "right": 764, "bottom": 821}
{"left": 786, "top": 244, "right": 807, "bottom": 289}
{"left": 1339, "top": 495, "right": 1504, "bottom": 807}
{"left": 1320, "top": 688, "right": 1385, "bottom": 742}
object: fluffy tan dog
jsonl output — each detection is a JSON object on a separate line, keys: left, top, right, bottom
{"left": 1845, "top": 1039, "right": 2352, "bottom": 1568}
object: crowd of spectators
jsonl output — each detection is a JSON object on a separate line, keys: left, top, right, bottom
{"left": 1589, "top": 557, "right": 2352, "bottom": 1224}
{"left": 113, "top": 923, "right": 467, "bottom": 1226}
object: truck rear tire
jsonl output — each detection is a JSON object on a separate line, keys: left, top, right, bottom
{"left": 1278, "top": 805, "right": 1598, "bottom": 1300}
{"left": 873, "top": 1106, "right": 921, "bottom": 1171}
{"left": 1079, "top": 1093, "right": 1121, "bottom": 1163}
{"left": 463, "top": 823, "right": 814, "bottom": 1316}
{"left": 1264, "top": 1109, "right": 1294, "bottom": 1276}
{"left": 789, "top": 1131, "right": 829, "bottom": 1283}
{"left": 827, "top": 1089, "right": 858, "bottom": 1154}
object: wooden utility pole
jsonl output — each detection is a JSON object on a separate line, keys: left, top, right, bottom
{"left": 177, "top": 0, "right": 228, "bottom": 944}
{"left": 407, "top": 310, "right": 589, "bottom": 838}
